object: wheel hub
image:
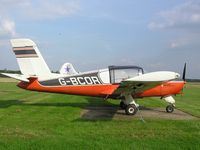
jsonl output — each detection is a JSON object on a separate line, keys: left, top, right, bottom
{"left": 129, "top": 107, "right": 135, "bottom": 113}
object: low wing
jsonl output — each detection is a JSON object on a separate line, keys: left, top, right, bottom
{"left": 113, "top": 71, "right": 180, "bottom": 95}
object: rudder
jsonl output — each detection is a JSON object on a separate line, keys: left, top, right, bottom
{"left": 11, "top": 39, "right": 51, "bottom": 78}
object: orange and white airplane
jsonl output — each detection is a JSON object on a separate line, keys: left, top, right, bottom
{"left": 2, "top": 39, "right": 186, "bottom": 115}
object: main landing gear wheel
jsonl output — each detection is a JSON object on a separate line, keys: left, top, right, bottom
{"left": 120, "top": 101, "right": 126, "bottom": 109}
{"left": 125, "top": 104, "right": 138, "bottom": 115}
{"left": 166, "top": 105, "right": 174, "bottom": 113}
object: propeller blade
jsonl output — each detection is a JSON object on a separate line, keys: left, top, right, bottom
{"left": 182, "top": 63, "right": 186, "bottom": 81}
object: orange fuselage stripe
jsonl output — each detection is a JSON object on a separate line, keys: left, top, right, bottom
{"left": 17, "top": 78, "right": 119, "bottom": 97}
{"left": 17, "top": 78, "right": 185, "bottom": 98}
{"left": 137, "top": 81, "right": 185, "bottom": 97}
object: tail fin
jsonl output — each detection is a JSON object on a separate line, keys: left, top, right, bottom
{"left": 59, "top": 63, "right": 78, "bottom": 75}
{"left": 11, "top": 39, "right": 51, "bottom": 78}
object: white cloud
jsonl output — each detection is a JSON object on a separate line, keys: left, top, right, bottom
{"left": 148, "top": 0, "right": 200, "bottom": 49}
{"left": 22, "top": 0, "right": 80, "bottom": 20}
{"left": 170, "top": 32, "right": 200, "bottom": 49}
{"left": 0, "top": 18, "right": 16, "bottom": 37}
{"left": 148, "top": 0, "right": 200, "bottom": 30}
{"left": 0, "top": 0, "right": 80, "bottom": 20}
{"left": 0, "top": 18, "right": 16, "bottom": 47}
{"left": 170, "top": 37, "right": 190, "bottom": 48}
{"left": 0, "top": 0, "right": 80, "bottom": 47}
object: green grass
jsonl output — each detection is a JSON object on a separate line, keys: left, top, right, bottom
{"left": 0, "top": 80, "right": 199, "bottom": 150}
{"left": 137, "top": 83, "right": 200, "bottom": 118}
{"left": 0, "top": 77, "right": 18, "bottom": 82}
{"left": 175, "top": 83, "right": 200, "bottom": 117}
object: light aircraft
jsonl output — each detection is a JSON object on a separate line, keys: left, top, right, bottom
{"left": 2, "top": 39, "right": 186, "bottom": 115}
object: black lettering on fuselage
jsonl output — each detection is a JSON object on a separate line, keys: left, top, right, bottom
{"left": 84, "top": 77, "right": 93, "bottom": 85}
{"left": 91, "top": 76, "right": 101, "bottom": 84}
{"left": 70, "top": 77, "right": 79, "bottom": 85}
{"left": 77, "top": 77, "right": 86, "bottom": 85}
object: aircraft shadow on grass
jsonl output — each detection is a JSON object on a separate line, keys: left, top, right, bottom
{"left": 0, "top": 97, "right": 122, "bottom": 121}
{"left": 0, "top": 97, "right": 183, "bottom": 122}
{"left": 0, "top": 97, "right": 167, "bottom": 121}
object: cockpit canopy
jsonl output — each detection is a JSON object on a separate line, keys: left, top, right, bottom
{"left": 109, "top": 65, "right": 144, "bottom": 83}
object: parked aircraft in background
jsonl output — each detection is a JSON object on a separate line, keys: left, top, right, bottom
{"left": 2, "top": 39, "right": 186, "bottom": 115}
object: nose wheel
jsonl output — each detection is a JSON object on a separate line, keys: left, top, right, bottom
{"left": 163, "top": 96, "right": 175, "bottom": 113}
{"left": 166, "top": 105, "right": 174, "bottom": 113}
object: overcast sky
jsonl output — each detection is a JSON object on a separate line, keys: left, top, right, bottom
{"left": 0, "top": 0, "right": 200, "bottom": 78}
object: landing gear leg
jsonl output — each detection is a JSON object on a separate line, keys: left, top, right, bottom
{"left": 163, "top": 96, "right": 175, "bottom": 113}
{"left": 123, "top": 94, "right": 139, "bottom": 115}
{"left": 120, "top": 101, "right": 126, "bottom": 109}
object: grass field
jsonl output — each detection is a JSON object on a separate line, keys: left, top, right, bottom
{"left": 0, "top": 79, "right": 199, "bottom": 150}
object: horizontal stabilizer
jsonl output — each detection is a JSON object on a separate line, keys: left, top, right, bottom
{"left": 1, "top": 73, "right": 29, "bottom": 82}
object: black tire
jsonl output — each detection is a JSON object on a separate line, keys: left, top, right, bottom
{"left": 166, "top": 105, "right": 174, "bottom": 113}
{"left": 125, "top": 104, "right": 138, "bottom": 115}
{"left": 120, "top": 101, "right": 126, "bottom": 109}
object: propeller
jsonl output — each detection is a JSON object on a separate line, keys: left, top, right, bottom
{"left": 182, "top": 63, "right": 186, "bottom": 81}
{"left": 180, "top": 63, "right": 187, "bottom": 98}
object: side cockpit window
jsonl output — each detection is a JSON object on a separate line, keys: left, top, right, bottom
{"left": 109, "top": 66, "right": 143, "bottom": 84}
